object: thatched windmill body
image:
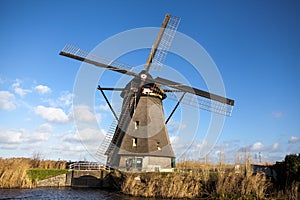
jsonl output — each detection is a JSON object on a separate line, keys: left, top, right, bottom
{"left": 60, "top": 14, "right": 234, "bottom": 172}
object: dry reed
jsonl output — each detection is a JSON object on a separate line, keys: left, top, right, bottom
{"left": 0, "top": 157, "right": 66, "bottom": 188}
{"left": 121, "top": 161, "right": 274, "bottom": 199}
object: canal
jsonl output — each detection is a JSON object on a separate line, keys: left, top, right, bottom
{"left": 0, "top": 188, "right": 155, "bottom": 200}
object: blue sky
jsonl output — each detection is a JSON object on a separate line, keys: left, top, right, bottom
{"left": 0, "top": 0, "right": 299, "bottom": 163}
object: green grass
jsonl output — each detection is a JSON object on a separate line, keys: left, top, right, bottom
{"left": 27, "top": 168, "right": 68, "bottom": 181}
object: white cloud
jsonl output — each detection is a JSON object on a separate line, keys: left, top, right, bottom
{"left": 167, "top": 120, "right": 187, "bottom": 133}
{"left": 14, "top": 87, "right": 31, "bottom": 97}
{"left": 63, "top": 128, "right": 106, "bottom": 145}
{"left": 62, "top": 134, "right": 81, "bottom": 144}
{"left": 36, "top": 123, "right": 53, "bottom": 132}
{"left": 287, "top": 140, "right": 300, "bottom": 155}
{"left": 60, "top": 128, "right": 106, "bottom": 158}
{"left": 170, "top": 135, "right": 180, "bottom": 145}
{"left": 51, "top": 143, "right": 86, "bottom": 153}
{"left": 43, "top": 91, "right": 73, "bottom": 108}
{"left": 58, "top": 91, "right": 72, "bottom": 107}
{"left": 272, "top": 111, "right": 284, "bottom": 118}
{"left": 0, "top": 128, "right": 53, "bottom": 154}
{"left": 288, "top": 136, "right": 299, "bottom": 143}
{"left": 0, "top": 91, "right": 17, "bottom": 111}
{"left": 1, "top": 144, "right": 19, "bottom": 150}
{"left": 35, "top": 105, "right": 69, "bottom": 123}
{"left": 49, "top": 143, "right": 89, "bottom": 160}
{"left": 99, "top": 104, "right": 109, "bottom": 111}
{"left": 0, "top": 129, "right": 23, "bottom": 144}
{"left": 12, "top": 79, "right": 31, "bottom": 97}
{"left": 169, "top": 135, "right": 197, "bottom": 159}
{"left": 272, "top": 142, "right": 279, "bottom": 150}
{"left": 250, "top": 142, "right": 264, "bottom": 151}
{"left": 72, "top": 105, "right": 95, "bottom": 122}
{"left": 0, "top": 128, "right": 50, "bottom": 145}
{"left": 35, "top": 85, "right": 51, "bottom": 94}
{"left": 24, "top": 132, "right": 49, "bottom": 143}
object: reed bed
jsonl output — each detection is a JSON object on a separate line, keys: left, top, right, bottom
{"left": 0, "top": 157, "right": 66, "bottom": 188}
{"left": 121, "top": 161, "right": 274, "bottom": 199}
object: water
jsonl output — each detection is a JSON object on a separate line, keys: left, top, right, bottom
{"left": 0, "top": 188, "right": 145, "bottom": 200}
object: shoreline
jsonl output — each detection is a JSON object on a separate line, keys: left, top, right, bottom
{"left": 1, "top": 157, "right": 299, "bottom": 199}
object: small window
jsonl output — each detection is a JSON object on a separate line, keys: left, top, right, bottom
{"left": 134, "top": 121, "right": 140, "bottom": 130}
{"left": 132, "top": 138, "right": 137, "bottom": 147}
{"left": 157, "top": 142, "right": 161, "bottom": 150}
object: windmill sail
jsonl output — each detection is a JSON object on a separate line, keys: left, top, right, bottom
{"left": 156, "top": 76, "right": 234, "bottom": 116}
{"left": 151, "top": 15, "right": 181, "bottom": 71}
{"left": 166, "top": 91, "right": 233, "bottom": 116}
{"left": 60, "top": 44, "right": 138, "bottom": 77}
{"left": 155, "top": 76, "right": 234, "bottom": 106}
{"left": 95, "top": 93, "right": 132, "bottom": 164}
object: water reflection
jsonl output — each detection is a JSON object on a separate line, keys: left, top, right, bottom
{"left": 0, "top": 188, "right": 150, "bottom": 200}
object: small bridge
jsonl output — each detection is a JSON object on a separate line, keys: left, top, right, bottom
{"left": 38, "top": 162, "right": 121, "bottom": 188}
{"left": 67, "top": 162, "right": 112, "bottom": 188}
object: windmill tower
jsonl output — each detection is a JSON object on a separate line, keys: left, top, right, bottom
{"left": 59, "top": 14, "right": 234, "bottom": 172}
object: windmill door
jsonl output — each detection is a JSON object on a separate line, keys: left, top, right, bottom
{"left": 126, "top": 157, "right": 143, "bottom": 171}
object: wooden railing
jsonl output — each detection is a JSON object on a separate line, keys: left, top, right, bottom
{"left": 68, "top": 162, "right": 106, "bottom": 170}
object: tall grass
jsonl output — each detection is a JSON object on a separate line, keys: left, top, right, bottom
{"left": 0, "top": 157, "right": 32, "bottom": 189}
{"left": 121, "top": 161, "right": 273, "bottom": 199}
{"left": 0, "top": 157, "right": 66, "bottom": 188}
{"left": 215, "top": 162, "right": 269, "bottom": 199}
{"left": 122, "top": 171, "right": 212, "bottom": 198}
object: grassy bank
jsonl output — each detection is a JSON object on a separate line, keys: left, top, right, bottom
{"left": 27, "top": 169, "right": 68, "bottom": 182}
{"left": 0, "top": 157, "right": 66, "bottom": 189}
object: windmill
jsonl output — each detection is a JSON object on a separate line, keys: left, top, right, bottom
{"left": 59, "top": 14, "right": 234, "bottom": 172}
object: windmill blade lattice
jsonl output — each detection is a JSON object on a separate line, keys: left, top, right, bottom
{"left": 95, "top": 120, "right": 115, "bottom": 164}
{"left": 154, "top": 76, "right": 234, "bottom": 105}
{"left": 166, "top": 90, "right": 234, "bottom": 116}
{"left": 95, "top": 91, "right": 134, "bottom": 164}
{"left": 152, "top": 15, "right": 181, "bottom": 71}
{"left": 60, "top": 44, "right": 138, "bottom": 77}
{"left": 95, "top": 100, "right": 125, "bottom": 163}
